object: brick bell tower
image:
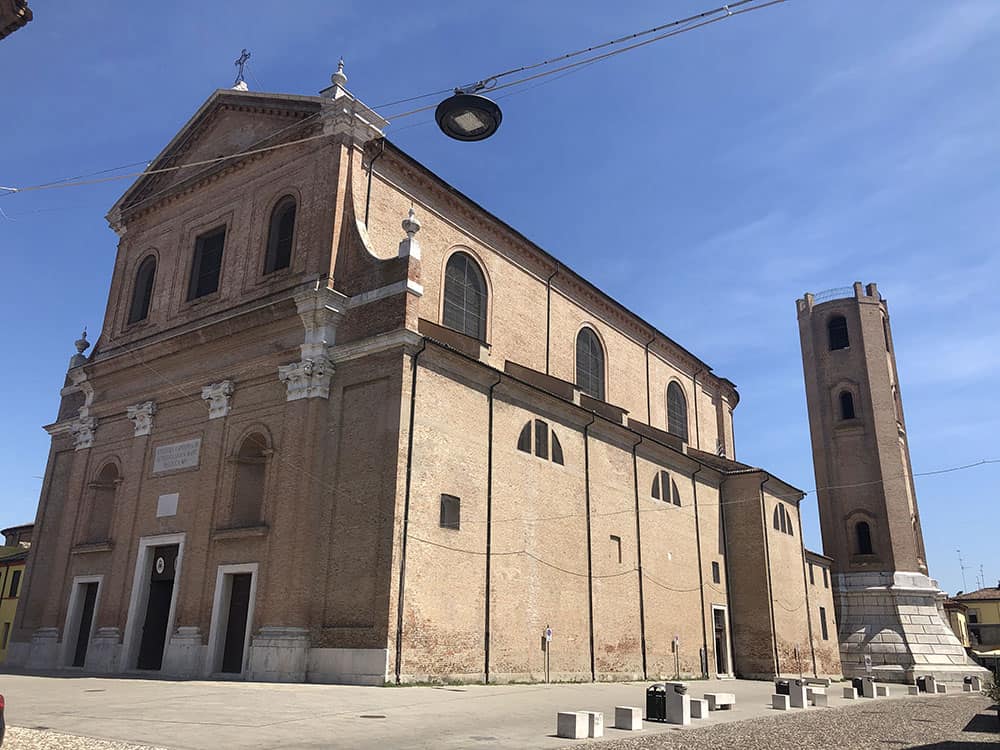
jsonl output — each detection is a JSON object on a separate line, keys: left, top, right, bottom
{"left": 797, "top": 282, "right": 986, "bottom": 683}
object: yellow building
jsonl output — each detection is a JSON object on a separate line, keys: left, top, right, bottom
{"left": 954, "top": 584, "right": 1000, "bottom": 649}
{"left": 0, "top": 524, "right": 33, "bottom": 663}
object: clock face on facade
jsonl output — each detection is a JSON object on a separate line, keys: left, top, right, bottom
{"left": 155, "top": 556, "right": 165, "bottom": 575}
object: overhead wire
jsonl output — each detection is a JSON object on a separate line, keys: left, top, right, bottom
{"left": 1, "top": 0, "right": 787, "bottom": 197}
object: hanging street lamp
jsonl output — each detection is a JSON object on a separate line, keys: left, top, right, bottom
{"left": 435, "top": 86, "right": 502, "bottom": 142}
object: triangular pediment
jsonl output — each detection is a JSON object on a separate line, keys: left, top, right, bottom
{"left": 111, "top": 89, "right": 326, "bottom": 220}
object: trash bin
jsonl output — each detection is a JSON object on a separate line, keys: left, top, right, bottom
{"left": 646, "top": 683, "right": 667, "bottom": 722}
{"left": 916, "top": 676, "right": 928, "bottom": 693}
{"left": 775, "top": 679, "right": 790, "bottom": 695}
{"left": 852, "top": 677, "right": 864, "bottom": 693}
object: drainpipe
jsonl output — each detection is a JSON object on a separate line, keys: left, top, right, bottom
{"left": 544, "top": 263, "right": 560, "bottom": 375}
{"left": 644, "top": 335, "right": 656, "bottom": 424}
{"left": 758, "top": 472, "right": 781, "bottom": 676}
{"left": 484, "top": 370, "right": 503, "bottom": 683}
{"left": 719, "top": 476, "right": 737, "bottom": 676}
{"left": 797, "top": 507, "right": 818, "bottom": 677}
{"left": 583, "top": 413, "right": 597, "bottom": 681}
{"left": 630, "top": 434, "right": 648, "bottom": 679}
{"left": 394, "top": 338, "right": 426, "bottom": 684}
{"left": 691, "top": 464, "right": 710, "bottom": 677}
{"left": 364, "top": 138, "right": 386, "bottom": 229}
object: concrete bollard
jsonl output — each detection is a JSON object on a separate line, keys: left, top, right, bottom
{"left": 861, "top": 677, "right": 877, "bottom": 699}
{"left": 690, "top": 698, "right": 709, "bottom": 719}
{"left": 875, "top": 685, "right": 888, "bottom": 698}
{"left": 843, "top": 686, "right": 858, "bottom": 699}
{"left": 924, "top": 676, "right": 937, "bottom": 694}
{"left": 665, "top": 685, "right": 691, "bottom": 726}
{"left": 614, "top": 706, "right": 642, "bottom": 731}
{"left": 789, "top": 680, "right": 808, "bottom": 708}
{"left": 936, "top": 683, "right": 947, "bottom": 694}
{"left": 772, "top": 694, "right": 791, "bottom": 710}
{"left": 907, "top": 685, "right": 919, "bottom": 696}
{"left": 970, "top": 676, "right": 983, "bottom": 691}
{"left": 584, "top": 711, "right": 603, "bottom": 738}
{"left": 557, "top": 712, "right": 588, "bottom": 739}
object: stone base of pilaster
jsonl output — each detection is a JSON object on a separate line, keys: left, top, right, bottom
{"left": 835, "top": 571, "right": 989, "bottom": 683}
{"left": 87, "top": 626, "right": 122, "bottom": 673}
{"left": 248, "top": 626, "right": 310, "bottom": 682}
{"left": 162, "top": 626, "right": 205, "bottom": 677}
{"left": 25, "top": 627, "right": 61, "bottom": 670}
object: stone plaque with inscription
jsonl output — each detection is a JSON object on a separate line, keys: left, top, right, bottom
{"left": 153, "top": 438, "right": 202, "bottom": 473}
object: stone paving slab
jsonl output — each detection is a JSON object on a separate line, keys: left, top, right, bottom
{"left": 0, "top": 674, "right": 981, "bottom": 750}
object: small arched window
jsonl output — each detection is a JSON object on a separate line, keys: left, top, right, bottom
{"left": 442, "top": 252, "right": 487, "bottom": 340}
{"left": 828, "top": 315, "right": 849, "bottom": 351}
{"left": 856, "top": 521, "right": 873, "bottom": 555}
{"left": 86, "top": 463, "right": 119, "bottom": 543}
{"left": 517, "top": 419, "right": 564, "bottom": 465}
{"left": 651, "top": 471, "right": 680, "bottom": 506}
{"left": 839, "top": 391, "right": 856, "bottom": 420}
{"left": 575, "top": 328, "right": 606, "bottom": 400}
{"left": 231, "top": 433, "right": 268, "bottom": 527}
{"left": 264, "top": 196, "right": 296, "bottom": 274}
{"left": 772, "top": 504, "right": 794, "bottom": 536}
{"left": 667, "top": 382, "right": 688, "bottom": 441}
{"left": 128, "top": 255, "right": 157, "bottom": 324}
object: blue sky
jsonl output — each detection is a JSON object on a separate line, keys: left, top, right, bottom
{"left": 1, "top": 0, "right": 997, "bottom": 595}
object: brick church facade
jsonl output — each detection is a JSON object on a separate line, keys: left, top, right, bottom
{"left": 7, "top": 67, "right": 840, "bottom": 684}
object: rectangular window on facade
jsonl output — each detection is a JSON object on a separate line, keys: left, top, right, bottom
{"left": 809, "top": 563, "right": 815, "bottom": 585}
{"left": 822, "top": 567, "right": 829, "bottom": 588}
{"left": 712, "top": 561, "right": 721, "bottom": 584}
{"left": 439, "top": 494, "right": 460, "bottom": 530}
{"left": 610, "top": 535, "right": 622, "bottom": 564}
{"left": 534, "top": 420, "right": 549, "bottom": 460}
{"left": 188, "top": 226, "right": 226, "bottom": 300}
{"left": 9, "top": 569, "right": 21, "bottom": 598}
{"left": 820, "top": 606, "right": 829, "bottom": 640}
{"left": 1, "top": 621, "right": 9, "bottom": 649}
{"left": 968, "top": 609, "right": 979, "bottom": 624}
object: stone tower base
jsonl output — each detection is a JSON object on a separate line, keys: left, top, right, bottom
{"left": 835, "top": 571, "right": 989, "bottom": 684}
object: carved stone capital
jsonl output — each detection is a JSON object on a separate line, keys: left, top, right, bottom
{"left": 126, "top": 401, "right": 156, "bottom": 436}
{"left": 201, "top": 380, "right": 235, "bottom": 419}
{"left": 71, "top": 411, "right": 97, "bottom": 450}
{"left": 278, "top": 357, "right": 334, "bottom": 401}
{"left": 292, "top": 287, "right": 348, "bottom": 362}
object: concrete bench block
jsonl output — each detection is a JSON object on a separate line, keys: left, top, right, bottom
{"left": 690, "top": 698, "right": 708, "bottom": 719}
{"left": 875, "top": 685, "right": 888, "bottom": 697}
{"left": 614, "top": 706, "right": 642, "bottom": 731}
{"left": 772, "top": 694, "right": 790, "bottom": 710}
{"left": 843, "top": 686, "right": 858, "bottom": 699}
{"left": 813, "top": 693, "right": 829, "bottom": 707}
{"left": 557, "top": 712, "right": 587, "bottom": 739}
{"left": 807, "top": 677, "right": 832, "bottom": 687}
{"left": 704, "top": 692, "right": 736, "bottom": 710}
{"left": 583, "top": 711, "right": 603, "bottom": 738}
{"left": 935, "top": 684, "right": 947, "bottom": 694}
{"left": 907, "top": 685, "right": 919, "bottom": 696}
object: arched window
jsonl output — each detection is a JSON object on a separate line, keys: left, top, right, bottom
{"left": 517, "top": 419, "right": 564, "bottom": 465}
{"left": 231, "top": 433, "right": 268, "bottom": 527}
{"left": 667, "top": 382, "right": 688, "bottom": 441}
{"left": 839, "top": 391, "right": 856, "bottom": 420}
{"left": 828, "top": 315, "right": 849, "bottom": 350}
{"left": 772, "top": 504, "right": 794, "bottom": 536}
{"left": 651, "top": 471, "right": 680, "bottom": 506}
{"left": 442, "top": 252, "right": 487, "bottom": 340}
{"left": 128, "top": 255, "right": 156, "bottom": 324}
{"left": 576, "top": 328, "right": 605, "bottom": 400}
{"left": 264, "top": 196, "right": 296, "bottom": 274}
{"left": 85, "top": 463, "right": 119, "bottom": 543}
{"left": 856, "top": 521, "right": 873, "bottom": 555}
